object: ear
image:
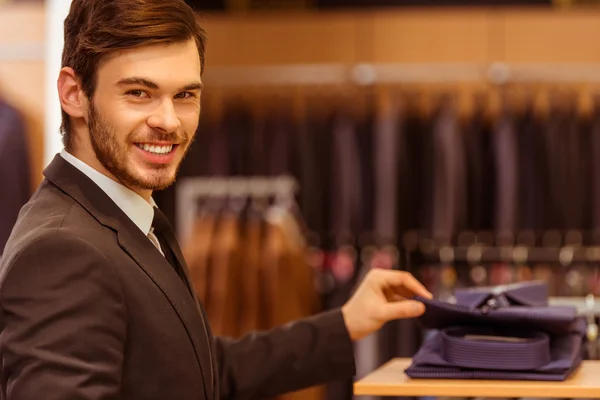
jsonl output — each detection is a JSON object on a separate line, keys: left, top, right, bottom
{"left": 57, "top": 67, "right": 88, "bottom": 121}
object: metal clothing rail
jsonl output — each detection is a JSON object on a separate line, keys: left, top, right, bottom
{"left": 177, "top": 175, "right": 298, "bottom": 197}
{"left": 408, "top": 243, "right": 600, "bottom": 265}
{"left": 202, "top": 62, "right": 600, "bottom": 86}
{"left": 175, "top": 175, "right": 299, "bottom": 242}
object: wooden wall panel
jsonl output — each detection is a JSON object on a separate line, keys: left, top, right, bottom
{"left": 5, "top": 3, "right": 600, "bottom": 185}
{"left": 200, "top": 11, "right": 361, "bottom": 66}
{"left": 368, "top": 9, "right": 493, "bottom": 63}
{"left": 499, "top": 10, "right": 600, "bottom": 63}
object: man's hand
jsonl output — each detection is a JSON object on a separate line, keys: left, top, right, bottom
{"left": 341, "top": 269, "right": 433, "bottom": 341}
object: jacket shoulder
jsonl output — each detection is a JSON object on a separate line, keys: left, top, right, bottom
{"left": 4, "top": 179, "right": 102, "bottom": 258}
{"left": 0, "top": 226, "right": 109, "bottom": 287}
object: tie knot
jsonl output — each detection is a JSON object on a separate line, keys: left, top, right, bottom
{"left": 152, "top": 207, "right": 172, "bottom": 234}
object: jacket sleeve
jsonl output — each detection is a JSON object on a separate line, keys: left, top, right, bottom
{"left": 214, "top": 308, "right": 356, "bottom": 400}
{"left": 0, "top": 232, "right": 126, "bottom": 399}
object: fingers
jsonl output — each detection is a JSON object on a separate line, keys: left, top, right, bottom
{"left": 383, "top": 287, "right": 406, "bottom": 302}
{"left": 392, "top": 286, "right": 421, "bottom": 300}
{"left": 381, "top": 299, "right": 426, "bottom": 321}
{"left": 372, "top": 269, "right": 433, "bottom": 299}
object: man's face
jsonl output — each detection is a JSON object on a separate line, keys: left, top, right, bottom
{"left": 87, "top": 39, "right": 202, "bottom": 194}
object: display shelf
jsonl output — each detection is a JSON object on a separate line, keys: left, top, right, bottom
{"left": 354, "top": 358, "right": 600, "bottom": 398}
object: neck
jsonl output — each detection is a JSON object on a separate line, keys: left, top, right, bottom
{"left": 139, "top": 190, "right": 153, "bottom": 203}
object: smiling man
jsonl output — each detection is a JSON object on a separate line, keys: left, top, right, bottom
{"left": 0, "top": 1, "right": 432, "bottom": 399}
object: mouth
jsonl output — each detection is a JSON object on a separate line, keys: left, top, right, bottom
{"left": 133, "top": 142, "right": 180, "bottom": 165}
{"left": 135, "top": 143, "right": 178, "bottom": 155}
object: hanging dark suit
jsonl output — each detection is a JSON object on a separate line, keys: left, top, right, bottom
{"left": 493, "top": 110, "right": 518, "bottom": 234}
{"left": 464, "top": 100, "right": 495, "bottom": 232}
{"left": 431, "top": 98, "right": 466, "bottom": 239}
{"left": 0, "top": 99, "right": 31, "bottom": 256}
{"left": 516, "top": 103, "right": 544, "bottom": 231}
{"left": 0, "top": 154, "right": 356, "bottom": 400}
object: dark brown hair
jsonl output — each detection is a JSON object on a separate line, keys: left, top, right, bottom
{"left": 60, "top": 0, "right": 207, "bottom": 150}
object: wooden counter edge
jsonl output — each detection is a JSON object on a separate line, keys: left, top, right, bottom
{"left": 353, "top": 358, "right": 600, "bottom": 398}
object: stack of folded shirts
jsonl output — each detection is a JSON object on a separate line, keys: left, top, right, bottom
{"left": 405, "top": 281, "right": 586, "bottom": 381}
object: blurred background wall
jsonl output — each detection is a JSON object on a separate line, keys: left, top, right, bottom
{"left": 3, "top": 1, "right": 600, "bottom": 399}
{"left": 4, "top": 1, "right": 600, "bottom": 189}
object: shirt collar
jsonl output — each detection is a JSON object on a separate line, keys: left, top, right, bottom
{"left": 60, "top": 149, "right": 155, "bottom": 235}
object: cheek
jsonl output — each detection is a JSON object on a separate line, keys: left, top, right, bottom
{"left": 179, "top": 109, "right": 200, "bottom": 135}
{"left": 178, "top": 103, "right": 200, "bottom": 117}
{"left": 115, "top": 117, "right": 149, "bottom": 142}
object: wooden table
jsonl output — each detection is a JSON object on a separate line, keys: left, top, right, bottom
{"left": 354, "top": 358, "right": 600, "bottom": 398}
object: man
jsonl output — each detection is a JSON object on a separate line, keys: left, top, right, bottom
{"left": 0, "top": 0, "right": 432, "bottom": 399}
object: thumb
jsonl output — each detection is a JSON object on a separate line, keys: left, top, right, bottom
{"left": 381, "top": 300, "right": 426, "bottom": 321}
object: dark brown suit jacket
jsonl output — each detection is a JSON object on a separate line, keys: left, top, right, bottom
{"left": 0, "top": 155, "right": 356, "bottom": 400}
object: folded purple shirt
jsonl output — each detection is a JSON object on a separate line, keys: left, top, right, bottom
{"left": 405, "top": 281, "right": 586, "bottom": 381}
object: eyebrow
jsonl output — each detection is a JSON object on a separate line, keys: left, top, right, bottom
{"left": 117, "top": 77, "right": 203, "bottom": 92}
{"left": 117, "top": 77, "right": 159, "bottom": 89}
{"left": 180, "top": 82, "right": 203, "bottom": 92}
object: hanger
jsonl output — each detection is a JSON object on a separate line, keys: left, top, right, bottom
{"left": 248, "top": 177, "right": 271, "bottom": 217}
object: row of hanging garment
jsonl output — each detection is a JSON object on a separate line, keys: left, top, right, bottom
{"left": 0, "top": 96, "right": 31, "bottom": 257}
{"left": 177, "top": 179, "right": 328, "bottom": 400}
{"left": 158, "top": 86, "right": 600, "bottom": 248}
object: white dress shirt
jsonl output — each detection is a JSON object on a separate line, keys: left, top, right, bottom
{"left": 60, "top": 149, "right": 165, "bottom": 256}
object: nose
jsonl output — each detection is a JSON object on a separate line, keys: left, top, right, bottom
{"left": 147, "top": 99, "right": 181, "bottom": 133}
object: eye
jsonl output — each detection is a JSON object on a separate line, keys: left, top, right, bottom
{"left": 175, "top": 92, "right": 196, "bottom": 99}
{"left": 126, "top": 90, "right": 149, "bottom": 99}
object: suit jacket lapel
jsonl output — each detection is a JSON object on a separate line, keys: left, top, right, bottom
{"left": 43, "top": 154, "right": 213, "bottom": 398}
{"left": 116, "top": 228, "right": 214, "bottom": 398}
{"left": 162, "top": 227, "right": 217, "bottom": 394}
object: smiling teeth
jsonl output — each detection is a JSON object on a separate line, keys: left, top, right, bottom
{"left": 139, "top": 144, "right": 173, "bottom": 155}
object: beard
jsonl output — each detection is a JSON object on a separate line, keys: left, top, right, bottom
{"left": 87, "top": 102, "right": 191, "bottom": 192}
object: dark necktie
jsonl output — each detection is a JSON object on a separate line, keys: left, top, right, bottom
{"left": 151, "top": 207, "right": 188, "bottom": 286}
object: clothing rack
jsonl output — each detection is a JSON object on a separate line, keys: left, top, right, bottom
{"left": 400, "top": 229, "right": 600, "bottom": 265}
{"left": 151, "top": 80, "right": 600, "bottom": 399}
{"left": 175, "top": 175, "right": 299, "bottom": 243}
{"left": 410, "top": 243, "right": 600, "bottom": 265}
